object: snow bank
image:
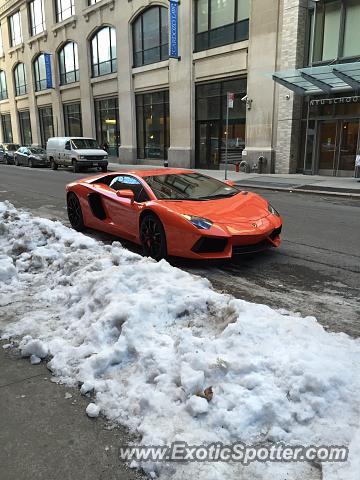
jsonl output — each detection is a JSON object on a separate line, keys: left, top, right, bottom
{"left": 0, "top": 200, "right": 359, "bottom": 479}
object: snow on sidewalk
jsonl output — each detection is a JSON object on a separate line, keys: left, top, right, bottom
{"left": 0, "top": 200, "right": 359, "bottom": 480}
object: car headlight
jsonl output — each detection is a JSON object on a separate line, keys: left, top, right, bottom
{"left": 268, "top": 203, "right": 280, "bottom": 217}
{"left": 181, "top": 215, "right": 213, "bottom": 230}
{"left": 104, "top": 155, "right": 108, "bottom": 160}
{"left": 79, "top": 155, "right": 85, "bottom": 159}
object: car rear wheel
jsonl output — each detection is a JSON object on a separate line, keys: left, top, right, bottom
{"left": 50, "top": 158, "right": 58, "bottom": 170}
{"left": 5, "top": 157, "right": 10, "bottom": 165}
{"left": 67, "top": 193, "right": 85, "bottom": 231}
{"left": 14, "top": 157, "right": 19, "bottom": 166}
{"left": 72, "top": 160, "right": 79, "bottom": 173}
{"left": 28, "top": 158, "right": 34, "bottom": 168}
{"left": 101, "top": 166, "right": 107, "bottom": 173}
{"left": 140, "top": 214, "right": 167, "bottom": 261}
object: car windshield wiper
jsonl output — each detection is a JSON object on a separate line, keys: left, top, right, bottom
{"left": 196, "top": 192, "right": 238, "bottom": 200}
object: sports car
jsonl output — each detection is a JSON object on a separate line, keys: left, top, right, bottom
{"left": 66, "top": 169, "right": 282, "bottom": 260}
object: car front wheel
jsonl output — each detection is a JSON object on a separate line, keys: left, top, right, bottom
{"left": 28, "top": 158, "right": 34, "bottom": 168}
{"left": 14, "top": 156, "right": 19, "bottom": 166}
{"left": 67, "top": 193, "right": 85, "bottom": 231}
{"left": 72, "top": 160, "right": 79, "bottom": 173}
{"left": 140, "top": 214, "right": 167, "bottom": 261}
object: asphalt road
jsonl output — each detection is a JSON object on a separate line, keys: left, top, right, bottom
{"left": 1, "top": 163, "right": 359, "bottom": 337}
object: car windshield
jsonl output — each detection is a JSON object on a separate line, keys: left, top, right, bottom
{"left": 71, "top": 139, "right": 100, "bottom": 150}
{"left": 29, "top": 147, "right": 46, "bottom": 154}
{"left": 5, "top": 144, "right": 20, "bottom": 151}
{"left": 144, "top": 173, "right": 239, "bottom": 201}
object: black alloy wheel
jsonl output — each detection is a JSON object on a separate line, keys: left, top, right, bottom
{"left": 140, "top": 214, "right": 167, "bottom": 261}
{"left": 67, "top": 193, "right": 85, "bottom": 231}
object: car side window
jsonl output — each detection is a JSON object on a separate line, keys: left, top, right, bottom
{"left": 109, "top": 175, "right": 149, "bottom": 203}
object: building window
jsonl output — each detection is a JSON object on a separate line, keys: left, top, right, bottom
{"left": 88, "top": 0, "right": 100, "bottom": 4}
{"left": 56, "top": 0, "right": 75, "bottom": 22}
{"left": 195, "top": 0, "right": 249, "bottom": 52}
{"left": 59, "top": 42, "right": 79, "bottom": 85}
{"left": 0, "top": 70, "right": 8, "bottom": 100}
{"left": 38, "top": 106, "right": 54, "bottom": 147}
{"left": 309, "top": 0, "right": 360, "bottom": 64}
{"left": 14, "top": 63, "right": 27, "bottom": 96}
{"left": 1, "top": 114, "right": 13, "bottom": 143}
{"left": 195, "top": 78, "right": 247, "bottom": 169}
{"left": 9, "top": 11, "right": 23, "bottom": 47}
{"left": 64, "top": 103, "right": 82, "bottom": 137}
{"left": 136, "top": 90, "right": 169, "bottom": 160}
{"left": 91, "top": 26, "right": 117, "bottom": 77}
{"left": 29, "top": 0, "right": 45, "bottom": 36}
{"left": 18, "top": 110, "right": 32, "bottom": 145}
{"left": 94, "top": 97, "right": 120, "bottom": 156}
{"left": 34, "top": 53, "right": 50, "bottom": 91}
{"left": 133, "top": 6, "right": 169, "bottom": 67}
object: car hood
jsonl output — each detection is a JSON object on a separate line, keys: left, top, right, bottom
{"left": 158, "top": 192, "right": 271, "bottom": 223}
{"left": 75, "top": 149, "right": 107, "bottom": 156}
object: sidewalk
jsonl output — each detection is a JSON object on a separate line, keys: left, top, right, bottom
{"left": 108, "top": 163, "right": 360, "bottom": 198}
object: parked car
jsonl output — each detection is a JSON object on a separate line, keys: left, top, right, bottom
{"left": 47, "top": 137, "right": 108, "bottom": 173}
{"left": 14, "top": 146, "right": 49, "bottom": 168}
{"left": 0, "top": 143, "right": 21, "bottom": 164}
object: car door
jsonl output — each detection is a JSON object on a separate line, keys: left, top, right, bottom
{"left": 101, "top": 175, "right": 147, "bottom": 240}
{"left": 16, "top": 148, "right": 23, "bottom": 165}
{"left": 0, "top": 145, "right": 4, "bottom": 161}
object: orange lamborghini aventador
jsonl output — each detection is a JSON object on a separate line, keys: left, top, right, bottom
{"left": 66, "top": 169, "right": 282, "bottom": 260}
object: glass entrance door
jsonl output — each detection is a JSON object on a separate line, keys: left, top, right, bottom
{"left": 196, "top": 121, "right": 220, "bottom": 169}
{"left": 317, "top": 119, "right": 359, "bottom": 176}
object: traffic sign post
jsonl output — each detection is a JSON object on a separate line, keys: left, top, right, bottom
{"left": 225, "top": 92, "right": 234, "bottom": 180}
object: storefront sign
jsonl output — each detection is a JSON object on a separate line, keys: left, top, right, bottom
{"left": 310, "top": 96, "right": 360, "bottom": 106}
{"left": 169, "top": 0, "right": 179, "bottom": 59}
{"left": 44, "top": 53, "right": 53, "bottom": 89}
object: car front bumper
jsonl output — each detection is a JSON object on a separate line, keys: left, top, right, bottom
{"left": 77, "top": 160, "right": 108, "bottom": 168}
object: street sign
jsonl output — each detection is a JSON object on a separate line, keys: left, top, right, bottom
{"left": 227, "top": 92, "right": 235, "bottom": 109}
{"left": 44, "top": 53, "right": 53, "bottom": 89}
{"left": 169, "top": 0, "right": 179, "bottom": 59}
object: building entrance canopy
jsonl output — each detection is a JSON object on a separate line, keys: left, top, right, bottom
{"left": 273, "top": 61, "right": 360, "bottom": 96}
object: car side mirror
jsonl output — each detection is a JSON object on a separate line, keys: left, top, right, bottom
{"left": 116, "top": 189, "right": 135, "bottom": 204}
{"left": 65, "top": 144, "right": 71, "bottom": 151}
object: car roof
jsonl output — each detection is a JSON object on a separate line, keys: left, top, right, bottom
{"left": 115, "top": 168, "right": 196, "bottom": 178}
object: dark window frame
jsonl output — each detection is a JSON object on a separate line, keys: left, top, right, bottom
{"left": 109, "top": 174, "right": 150, "bottom": 203}
{"left": 9, "top": 10, "right": 22, "bottom": 47}
{"left": 63, "top": 102, "right": 83, "bottom": 137}
{"left": 38, "top": 105, "right": 54, "bottom": 148}
{"left": 18, "top": 110, "right": 33, "bottom": 145}
{"left": 94, "top": 96, "right": 120, "bottom": 156}
{"left": 33, "top": 53, "right": 48, "bottom": 91}
{"left": 0, "top": 70, "right": 8, "bottom": 100}
{"left": 55, "top": 0, "right": 75, "bottom": 23}
{"left": 132, "top": 6, "right": 169, "bottom": 67}
{"left": 58, "top": 41, "right": 79, "bottom": 85}
{"left": 136, "top": 90, "right": 170, "bottom": 160}
{"left": 308, "top": 0, "right": 360, "bottom": 65}
{"left": 1, "top": 113, "right": 13, "bottom": 143}
{"left": 194, "top": 0, "right": 249, "bottom": 52}
{"left": 14, "top": 63, "right": 27, "bottom": 96}
{"left": 29, "top": 0, "right": 45, "bottom": 37}
{"left": 90, "top": 26, "right": 117, "bottom": 78}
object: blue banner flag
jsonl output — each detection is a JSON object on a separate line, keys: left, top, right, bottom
{"left": 169, "top": 0, "right": 179, "bottom": 59}
{"left": 44, "top": 53, "right": 53, "bottom": 89}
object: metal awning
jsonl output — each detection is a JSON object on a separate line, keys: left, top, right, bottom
{"left": 273, "top": 62, "right": 360, "bottom": 96}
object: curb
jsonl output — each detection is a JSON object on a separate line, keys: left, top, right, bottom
{"left": 235, "top": 183, "right": 360, "bottom": 198}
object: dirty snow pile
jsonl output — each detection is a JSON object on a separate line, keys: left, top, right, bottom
{"left": 0, "top": 200, "right": 359, "bottom": 480}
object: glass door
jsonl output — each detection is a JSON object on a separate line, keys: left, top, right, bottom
{"left": 317, "top": 120, "right": 338, "bottom": 175}
{"left": 196, "top": 121, "right": 220, "bottom": 169}
{"left": 336, "top": 120, "right": 359, "bottom": 176}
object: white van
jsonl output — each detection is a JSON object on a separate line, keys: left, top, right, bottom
{"left": 47, "top": 137, "right": 108, "bottom": 173}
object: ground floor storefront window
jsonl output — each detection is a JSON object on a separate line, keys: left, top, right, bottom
{"left": 136, "top": 90, "right": 169, "bottom": 160}
{"left": 195, "top": 78, "right": 246, "bottom": 169}
{"left": 1, "top": 113, "right": 13, "bottom": 143}
{"left": 301, "top": 95, "right": 360, "bottom": 176}
{"left": 94, "top": 97, "right": 120, "bottom": 157}
{"left": 64, "top": 103, "right": 83, "bottom": 137}
{"left": 18, "top": 110, "right": 32, "bottom": 145}
{"left": 38, "top": 106, "right": 54, "bottom": 148}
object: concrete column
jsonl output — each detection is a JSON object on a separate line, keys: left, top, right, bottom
{"left": 274, "top": 0, "right": 307, "bottom": 173}
{"left": 167, "top": 0, "right": 193, "bottom": 168}
{"left": 245, "top": 0, "right": 280, "bottom": 173}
